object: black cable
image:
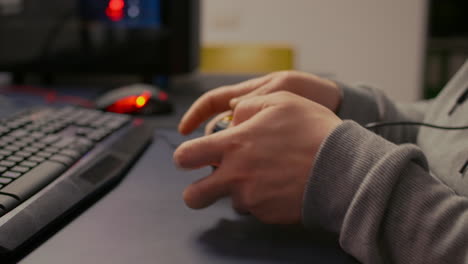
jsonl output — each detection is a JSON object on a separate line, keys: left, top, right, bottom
{"left": 365, "top": 121, "right": 468, "bottom": 130}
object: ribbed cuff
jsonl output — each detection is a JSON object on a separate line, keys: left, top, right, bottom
{"left": 302, "top": 121, "right": 397, "bottom": 233}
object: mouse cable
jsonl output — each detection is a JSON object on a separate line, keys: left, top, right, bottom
{"left": 365, "top": 121, "right": 468, "bottom": 130}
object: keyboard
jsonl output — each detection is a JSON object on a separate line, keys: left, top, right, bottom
{"left": 0, "top": 106, "right": 154, "bottom": 255}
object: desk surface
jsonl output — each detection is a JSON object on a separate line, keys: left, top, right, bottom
{"left": 4, "top": 75, "right": 357, "bottom": 263}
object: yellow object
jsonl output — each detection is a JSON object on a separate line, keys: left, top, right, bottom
{"left": 201, "top": 44, "right": 294, "bottom": 74}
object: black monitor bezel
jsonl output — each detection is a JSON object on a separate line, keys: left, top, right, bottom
{"left": 0, "top": 0, "right": 199, "bottom": 76}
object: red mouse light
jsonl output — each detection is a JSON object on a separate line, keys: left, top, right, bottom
{"left": 106, "top": 91, "right": 152, "bottom": 113}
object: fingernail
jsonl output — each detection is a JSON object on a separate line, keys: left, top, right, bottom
{"left": 230, "top": 98, "right": 238, "bottom": 107}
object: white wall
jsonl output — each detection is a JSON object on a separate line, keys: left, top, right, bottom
{"left": 201, "top": 0, "right": 428, "bottom": 101}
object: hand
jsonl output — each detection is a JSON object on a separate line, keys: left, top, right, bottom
{"left": 178, "top": 71, "right": 341, "bottom": 135}
{"left": 174, "top": 92, "right": 342, "bottom": 224}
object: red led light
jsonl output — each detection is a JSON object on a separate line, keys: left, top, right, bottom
{"left": 106, "top": 0, "right": 125, "bottom": 21}
{"left": 158, "top": 91, "right": 168, "bottom": 101}
{"left": 106, "top": 91, "right": 152, "bottom": 114}
{"left": 109, "top": 0, "right": 125, "bottom": 11}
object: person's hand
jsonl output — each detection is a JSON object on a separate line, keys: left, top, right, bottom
{"left": 178, "top": 71, "right": 341, "bottom": 135}
{"left": 174, "top": 92, "right": 342, "bottom": 224}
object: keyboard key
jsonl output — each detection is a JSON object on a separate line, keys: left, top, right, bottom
{"left": 36, "top": 152, "right": 53, "bottom": 158}
{"left": 12, "top": 141, "right": 29, "bottom": 148}
{"left": 0, "top": 177, "right": 12, "bottom": 184}
{"left": 0, "top": 194, "right": 20, "bottom": 212}
{"left": 50, "top": 155, "right": 74, "bottom": 166}
{"left": 0, "top": 161, "right": 66, "bottom": 201}
{"left": 19, "top": 137, "right": 35, "bottom": 144}
{"left": 30, "top": 132, "right": 45, "bottom": 139}
{"left": 44, "top": 147, "right": 60, "bottom": 154}
{"left": 2, "top": 171, "right": 21, "bottom": 179}
{"left": 5, "top": 145, "right": 21, "bottom": 152}
{"left": 9, "top": 129, "right": 28, "bottom": 138}
{"left": 14, "top": 151, "right": 33, "bottom": 158}
{"left": 31, "top": 142, "right": 46, "bottom": 149}
{"left": 0, "top": 160, "right": 15, "bottom": 167}
{"left": 0, "top": 166, "right": 6, "bottom": 172}
{"left": 41, "top": 135, "right": 61, "bottom": 144}
{"left": 19, "top": 161, "right": 38, "bottom": 168}
{"left": 0, "top": 125, "right": 10, "bottom": 135}
{"left": 0, "top": 150, "right": 12, "bottom": 156}
{"left": 7, "top": 156, "right": 24, "bottom": 162}
{"left": 23, "top": 147, "right": 39, "bottom": 153}
{"left": 10, "top": 166, "right": 29, "bottom": 173}
{"left": 28, "top": 156, "right": 46, "bottom": 163}
{"left": 53, "top": 136, "right": 76, "bottom": 148}
{"left": 2, "top": 136, "right": 15, "bottom": 143}
{"left": 60, "top": 149, "right": 80, "bottom": 159}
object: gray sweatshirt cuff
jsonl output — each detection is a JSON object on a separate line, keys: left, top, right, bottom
{"left": 302, "top": 120, "right": 426, "bottom": 234}
{"left": 336, "top": 83, "right": 381, "bottom": 125}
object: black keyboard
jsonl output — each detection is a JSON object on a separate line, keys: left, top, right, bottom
{"left": 0, "top": 106, "right": 154, "bottom": 255}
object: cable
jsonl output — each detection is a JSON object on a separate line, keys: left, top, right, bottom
{"left": 365, "top": 121, "right": 468, "bottom": 130}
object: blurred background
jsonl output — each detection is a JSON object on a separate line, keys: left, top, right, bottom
{"left": 0, "top": 0, "right": 467, "bottom": 101}
{"left": 201, "top": 0, "right": 467, "bottom": 101}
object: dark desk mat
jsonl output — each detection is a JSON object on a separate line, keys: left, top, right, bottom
{"left": 17, "top": 130, "right": 357, "bottom": 264}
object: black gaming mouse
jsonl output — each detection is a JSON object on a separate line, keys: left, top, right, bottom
{"left": 95, "top": 83, "right": 173, "bottom": 115}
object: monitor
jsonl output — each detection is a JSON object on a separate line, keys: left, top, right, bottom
{"left": 0, "top": 0, "right": 199, "bottom": 77}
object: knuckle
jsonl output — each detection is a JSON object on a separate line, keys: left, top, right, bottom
{"left": 236, "top": 185, "right": 256, "bottom": 210}
{"left": 274, "top": 90, "right": 292, "bottom": 97}
{"left": 275, "top": 70, "right": 297, "bottom": 82}
{"left": 269, "top": 91, "right": 295, "bottom": 103}
{"left": 235, "top": 98, "right": 251, "bottom": 110}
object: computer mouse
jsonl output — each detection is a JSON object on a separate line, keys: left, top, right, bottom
{"left": 95, "top": 83, "right": 173, "bottom": 115}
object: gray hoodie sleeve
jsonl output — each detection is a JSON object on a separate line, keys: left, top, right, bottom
{"left": 302, "top": 121, "right": 468, "bottom": 263}
{"left": 336, "top": 83, "right": 430, "bottom": 144}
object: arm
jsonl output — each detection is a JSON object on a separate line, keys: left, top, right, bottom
{"left": 337, "top": 83, "right": 431, "bottom": 144}
{"left": 303, "top": 121, "right": 468, "bottom": 263}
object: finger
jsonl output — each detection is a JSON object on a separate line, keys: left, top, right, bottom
{"left": 231, "top": 92, "right": 288, "bottom": 126}
{"left": 204, "top": 110, "right": 233, "bottom": 135}
{"left": 229, "top": 80, "right": 278, "bottom": 109}
{"left": 174, "top": 129, "right": 236, "bottom": 169}
{"left": 178, "top": 75, "right": 273, "bottom": 135}
{"left": 183, "top": 169, "right": 231, "bottom": 209}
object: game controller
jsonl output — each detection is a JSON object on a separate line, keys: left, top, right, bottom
{"left": 212, "top": 115, "right": 233, "bottom": 133}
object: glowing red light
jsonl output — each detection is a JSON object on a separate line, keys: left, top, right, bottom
{"left": 158, "top": 91, "right": 168, "bottom": 101}
{"left": 105, "top": 91, "right": 152, "bottom": 114}
{"left": 106, "top": 0, "right": 125, "bottom": 21}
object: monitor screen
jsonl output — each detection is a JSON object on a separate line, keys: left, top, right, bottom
{"left": 0, "top": 0, "right": 199, "bottom": 75}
